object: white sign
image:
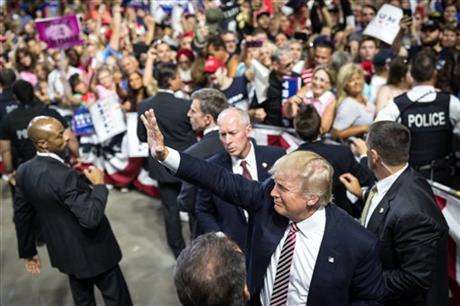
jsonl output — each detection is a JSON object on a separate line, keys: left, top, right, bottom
{"left": 126, "top": 112, "right": 149, "bottom": 157}
{"left": 363, "top": 4, "right": 403, "bottom": 45}
{"left": 251, "top": 59, "right": 270, "bottom": 104}
{"left": 89, "top": 95, "right": 126, "bottom": 143}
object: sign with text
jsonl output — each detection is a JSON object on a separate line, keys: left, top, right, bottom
{"left": 89, "top": 95, "right": 126, "bottom": 143}
{"left": 363, "top": 4, "right": 403, "bottom": 45}
{"left": 35, "top": 15, "right": 84, "bottom": 49}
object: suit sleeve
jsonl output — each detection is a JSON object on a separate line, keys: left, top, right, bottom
{"left": 195, "top": 188, "right": 221, "bottom": 233}
{"left": 177, "top": 182, "right": 197, "bottom": 212}
{"left": 61, "top": 171, "right": 109, "bottom": 229}
{"left": 350, "top": 239, "right": 385, "bottom": 306}
{"left": 137, "top": 107, "right": 147, "bottom": 143}
{"left": 13, "top": 185, "right": 38, "bottom": 259}
{"left": 176, "top": 152, "right": 267, "bottom": 212}
{"left": 383, "top": 211, "right": 444, "bottom": 300}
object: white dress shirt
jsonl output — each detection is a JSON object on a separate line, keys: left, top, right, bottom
{"left": 364, "top": 164, "right": 408, "bottom": 227}
{"left": 203, "top": 125, "right": 219, "bottom": 136}
{"left": 37, "top": 151, "right": 65, "bottom": 164}
{"left": 231, "top": 142, "right": 258, "bottom": 181}
{"left": 260, "top": 206, "right": 326, "bottom": 306}
{"left": 375, "top": 85, "right": 460, "bottom": 136}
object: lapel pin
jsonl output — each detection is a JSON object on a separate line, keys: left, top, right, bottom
{"left": 328, "top": 256, "right": 334, "bottom": 263}
{"left": 379, "top": 208, "right": 384, "bottom": 214}
{"left": 262, "top": 162, "right": 268, "bottom": 168}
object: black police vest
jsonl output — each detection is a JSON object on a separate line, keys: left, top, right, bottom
{"left": 395, "top": 92, "right": 452, "bottom": 166}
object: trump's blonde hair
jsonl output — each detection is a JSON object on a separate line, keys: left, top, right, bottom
{"left": 270, "top": 151, "right": 334, "bottom": 206}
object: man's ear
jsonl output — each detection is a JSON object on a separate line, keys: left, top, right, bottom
{"left": 243, "top": 283, "right": 250, "bottom": 303}
{"left": 36, "top": 139, "right": 48, "bottom": 151}
{"left": 369, "top": 148, "right": 380, "bottom": 164}
{"left": 204, "top": 114, "right": 214, "bottom": 126}
{"left": 305, "top": 194, "right": 320, "bottom": 207}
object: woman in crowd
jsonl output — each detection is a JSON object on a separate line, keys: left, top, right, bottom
{"left": 283, "top": 65, "right": 336, "bottom": 133}
{"left": 15, "top": 47, "right": 38, "bottom": 86}
{"left": 375, "top": 56, "right": 412, "bottom": 112}
{"left": 332, "top": 63, "right": 375, "bottom": 139}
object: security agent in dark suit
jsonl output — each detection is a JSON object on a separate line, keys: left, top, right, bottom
{"left": 195, "top": 108, "right": 285, "bottom": 250}
{"left": 13, "top": 116, "right": 132, "bottom": 306}
{"left": 294, "top": 105, "right": 374, "bottom": 217}
{"left": 177, "top": 88, "right": 229, "bottom": 237}
{"left": 137, "top": 62, "right": 196, "bottom": 258}
{"left": 174, "top": 232, "right": 250, "bottom": 306}
{"left": 340, "top": 121, "right": 449, "bottom": 306}
{"left": 141, "top": 109, "right": 385, "bottom": 306}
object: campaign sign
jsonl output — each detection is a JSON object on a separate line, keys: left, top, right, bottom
{"left": 363, "top": 4, "right": 403, "bottom": 45}
{"left": 35, "top": 15, "right": 84, "bottom": 49}
{"left": 71, "top": 106, "right": 94, "bottom": 136}
{"left": 89, "top": 95, "right": 127, "bottom": 143}
{"left": 126, "top": 112, "right": 149, "bottom": 157}
{"left": 282, "top": 76, "right": 301, "bottom": 101}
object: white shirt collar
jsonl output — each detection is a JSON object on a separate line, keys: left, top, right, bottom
{"left": 295, "top": 205, "right": 326, "bottom": 236}
{"left": 37, "top": 151, "right": 65, "bottom": 164}
{"left": 375, "top": 164, "right": 408, "bottom": 195}
{"left": 231, "top": 141, "right": 255, "bottom": 168}
{"left": 203, "top": 125, "right": 219, "bottom": 135}
{"left": 407, "top": 85, "right": 437, "bottom": 102}
{"left": 157, "top": 89, "right": 174, "bottom": 94}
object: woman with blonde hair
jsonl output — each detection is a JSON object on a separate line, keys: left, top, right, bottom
{"left": 332, "top": 63, "right": 375, "bottom": 139}
{"left": 284, "top": 65, "right": 336, "bottom": 133}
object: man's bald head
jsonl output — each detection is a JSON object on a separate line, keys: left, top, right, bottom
{"left": 28, "top": 116, "right": 66, "bottom": 153}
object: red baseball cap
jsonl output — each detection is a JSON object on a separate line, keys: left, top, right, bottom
{"left": 204, "top": 57, "right": 225, "bottom": 74}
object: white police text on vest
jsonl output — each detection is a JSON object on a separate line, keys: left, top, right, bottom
{"left": 407, "top": 112, "right": 446, "bottom": 128}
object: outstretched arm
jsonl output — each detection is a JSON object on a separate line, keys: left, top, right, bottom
{"left": 140, "top": 110, "right": 268, "bottom": 212}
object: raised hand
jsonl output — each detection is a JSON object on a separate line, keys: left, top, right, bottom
{"left": 140, "top": 109, "right": 168, "bottom": 161}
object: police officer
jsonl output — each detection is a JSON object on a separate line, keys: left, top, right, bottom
{"left": 376, "top": 50, "right": 460, "bottom": 185}
{"left": 0, "top": 80, "right": 78, "bottom": 188}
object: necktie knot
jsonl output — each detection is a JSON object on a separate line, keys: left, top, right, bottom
{"left": 290, "top": 222, "right": 299, "bottom": 233}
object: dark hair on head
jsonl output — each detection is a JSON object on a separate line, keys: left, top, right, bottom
{"left": 68, "top": 73, "right": 82, "bottom": 93}
{"left": 294, "top": 104, "right": 322, "bottom": 142}
{"left": 314, "top": 40, "right": 334, "bottom": 51}
{"left": 387, "top": 56, "right": 408, "bottom": 85}
{"left": 12, "top": 79, "right": 36, "bottom": 104}
{"left": 362, "top": 4, "right": 377, "bottom": 13}
{"left": 174, "top": 233, "right": 246, "bottom": 306}
{"left": 410, "top": 50, "right": 436, "bottom": 82}
{"left": 154, "top": 62, "right": 178, "bottom": 89}
{"left": 359, "top": 36, "right": 378, "bottom": 47}
{"left": 208, "top": 36, "right": 226, "bottom": 51}
{"left": 0, "top": 68, "right": 16, "bottom": 88}
{"left": 15, "top": 48, "right": 37, "bottom": 72}
{"left": 191, "top": 88, "right": 229, "bottom": 121}
{"left": 368, "top": 121, "right": 411, "bottom": 166}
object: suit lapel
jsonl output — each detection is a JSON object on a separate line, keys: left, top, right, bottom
{"left": 366, "top": 168, "right": 409, "bottom": 233}
{"left": 254, "top": 145, "right": 269, "bottom": 181}
{"left": 307, "top": 204, "right": 340, "bottom": 306}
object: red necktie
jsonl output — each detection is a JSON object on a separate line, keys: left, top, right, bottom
{"left": 240, "top": 160, "right": 252, "bottom": 180}
{"left": 270, "top": 223, "right": 299, "bottom": 306}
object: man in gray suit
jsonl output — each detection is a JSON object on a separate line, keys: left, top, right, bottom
{"left": 177, "top": 88, "right": 229, "bottom": 237}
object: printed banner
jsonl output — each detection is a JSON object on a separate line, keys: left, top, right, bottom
{"left": 35, "top": 15, "right": 84, "bottom": 49}
{"left": 89, "top": 95, "right": 126, "bottom": 143}
{"left": 363, "top": 4, "right": 403, "bottom": 45}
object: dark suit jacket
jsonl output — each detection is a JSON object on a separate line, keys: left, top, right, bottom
{"left": 361, "top": 167, "right": 449, "bottom": 306}
{"left": 137, "top": 91, "right": 196, "bottom": 183}
{"left": 195, "top": 145, "right": 285, "bottom": 251}
{"left": 176, "top": 152, "right": 385, "bottom": 305}
{"left": 297, "top": 141, "right": 374, "bottom": 217}
{"left": 177, "top": 130, "right": 224, "bottom": 213}
{"left": 13, "top": 156, "right": 121, "bottom": 279}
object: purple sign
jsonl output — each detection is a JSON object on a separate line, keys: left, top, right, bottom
{"left": 35, "top": 15, "right": 83, "bottom": 49}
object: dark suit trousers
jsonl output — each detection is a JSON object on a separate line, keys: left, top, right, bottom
{"left": 158, "top": 181, "right": 185, "bottom": 258}
{"left": 68, "top": 265, "right": 132, "bottom": 306}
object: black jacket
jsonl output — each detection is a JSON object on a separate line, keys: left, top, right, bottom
{"left": 14, "top": 156, "right": 121, "bottom": 278}
{"left": 177, "top": 130, "right": 224, "bottom": 214}
{"left": 137, "top": 91, "right": 196, "bottom": 183}
{"left": 361, "top": 167, "right": 449, "bottom": 306}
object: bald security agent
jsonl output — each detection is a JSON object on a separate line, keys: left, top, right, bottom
{"left": 13, "top": 116, "right": 132, "bottom": 306}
